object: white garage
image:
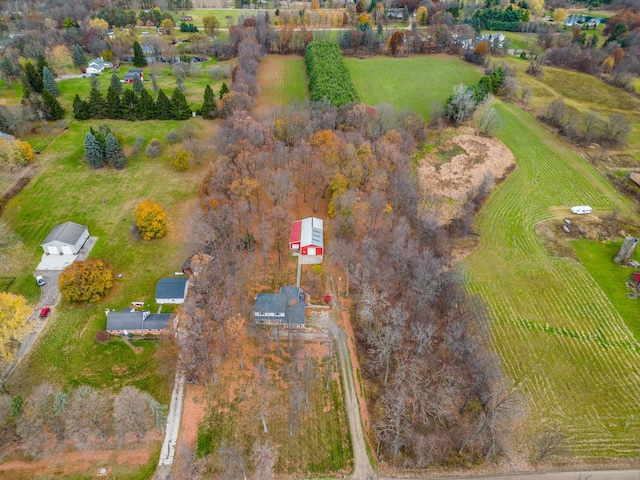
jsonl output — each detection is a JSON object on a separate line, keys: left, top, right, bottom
{"left": 41, "top": 222, "right": 90, "bottom": 255}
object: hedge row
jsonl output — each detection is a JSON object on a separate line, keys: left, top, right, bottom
{"left": 305, "top": 41, "right": 360, "bottom": 107}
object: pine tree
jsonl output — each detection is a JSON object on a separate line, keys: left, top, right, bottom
{"left": 42, "top": 66, "right": 59, "bottom": 97}
{"left": 84, "top": 132, "right": 105, "bottom": 168}
{"left": 23, "top": 63, "right": 43, "bottom": 93}
{"left": 72, "top": 94, "right": 90, "bottom": 120}
{"left": 37, "top": 55, "right": 56, "bottom": 78}
{"left": 105, "top": 133, "right": 127, "bottom": 170}
{"left": 219, "top": 81, "right": 229, "bottom": 99}
{"left": 42, "top": 90, "right": 65, "bottom": 120}
{"left": 121, "top": 89, "right": 138, "bottom": 121}
{"left": 136, "top": 87, "right": 155, "bottom": 120}
{"left": 105, "top": 86, "right": 122, "bottom": 119}
{"left": 201, "top": 84, "right": 218, "bottom": 120}
{"left": 88, "top": 85, "right": 107, "bottom": 119}
{"left": 0, "top": 56, "right": 16, "bottom": 81}
{"left": 155, "top": 89, "right": 172, "bottom": 120}
{"left": 132, "top": 74, "right": 143, "bottom": 94}
{"left": 110, "top": 73, "right": 123, "bottom": 95}
{"left": 170, "top": 87, "right": 191, "bottom": 120}
{"left": 133, "top": 41, "right": 147, "bottom": 67}
{"left": 72, "top": 44, "right": 86, "bottom": 67}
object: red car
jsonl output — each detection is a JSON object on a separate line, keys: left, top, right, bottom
{"left": 39, "top": 307, "right": 51, "bottom": 318}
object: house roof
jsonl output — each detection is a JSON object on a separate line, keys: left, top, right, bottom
{"left": 106, "top": 309, "right": 171, "bottom": 331}
{"left": 290, "top": 217, "right": 323, "bottom": 248}
{"left": 630, "top": 172, "right": 640, "bottom": 186}
{"left": 42, "top": 221, "right": 88, "bottom": 246}
{"left": 88, "top": 58, "right": 104, "bottom": 68}
{"left": 155, "top": 278, "right": 189, "bottom": 300}
{"left": 254, "top": 286, "right": 306, "bottom": 326}
{"left": 0, "top": 131, "right": 14, "bottom": 142}
{"left": 124, "top": 72, "right": 140, "bottom": 79}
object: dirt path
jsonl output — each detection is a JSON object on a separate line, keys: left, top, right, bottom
{"left": 309, "top": 281, "right": 376, "bottom": 480}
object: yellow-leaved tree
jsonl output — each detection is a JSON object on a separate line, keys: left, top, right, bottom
{"left": 135, "top": 199, "right": 168, "bottom": 240}
{"left": 417, "top": 6, "right": 429, "bottom": 25}
{"left": 0, "top": 292, "right": 31, "bottom": 363}
{"left": 59, "top": 259, "right": 115, "bottom": 303}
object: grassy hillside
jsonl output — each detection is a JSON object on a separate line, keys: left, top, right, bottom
{"left": 256, "top": 55, "right": 308, "bottom": 107}
{"left": 345, "top": 55, "right": 483, "bottom": 121}
{"left": 465, "top": 102, "right": 640, "bottom": 459}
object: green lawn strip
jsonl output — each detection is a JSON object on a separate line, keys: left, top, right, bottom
{"left": 259, "top": 56, "right": 308, "bottom": 105}
{"left": 571, "top": 239, "right": 640, "bottom": 341}
{"left": 345, "top": 55, "right": 483, "bottom": 121}
{"left": 465, "top": 102, "right": 640, "bottom": 458}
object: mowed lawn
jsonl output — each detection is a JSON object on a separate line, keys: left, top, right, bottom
{"left": 3, "top": 118, "right": 207, "bottom": 400}
{"left": 345, "top": 55, "right": 483, "bottom": 121}
{"left": 465, "top": 102, "right": 640, "bottom": 459}
{"left": 256, "top": 55, "right": 308, "bottom": 107}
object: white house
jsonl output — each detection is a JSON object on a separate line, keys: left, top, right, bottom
{"left": 41, "top": 222, "right": 90, "bottom": 255}
{"left": 86, "top": 57, "right": 113, "bottom": 75}
{"left": 155, "top": 277, "right": 189, "bottom": 304}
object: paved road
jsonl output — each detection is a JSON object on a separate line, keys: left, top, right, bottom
{"left": 309, "top": 303, "right": 376, "bottom": 480}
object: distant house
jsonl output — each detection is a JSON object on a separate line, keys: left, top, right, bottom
{"left": 105, "top": 308, "right": 172, "bottom": 336}
{"left": 180, "top": 15, "right": 193, "bottom": 21}
{"left": 254, "top": 286, "right": 307, "bottom": 327}
{"left": 630, "top": 172, "right": 640, "bottom": 187}
{"left": 155, "top": 278, "right": 189, "bottom": 304}
{"left": 41, "top": 222, "right": 89, "bottom": 255}
{"left": 0, "top": 131, "right": 15, "bottom": 142}
{"left": 289, "top": 217, "right": 324, "bottom": 257}
{"left": 86, "top": 57, "right": 113, "bottom": 75}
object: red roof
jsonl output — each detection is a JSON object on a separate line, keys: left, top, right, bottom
{"left": 633, "top": 273, "right": 640, "bottom": 283}
{"left": 290, "top": 220, "right": 302, "bottom": 245}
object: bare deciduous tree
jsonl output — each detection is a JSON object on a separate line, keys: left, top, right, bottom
{"left": 251, "top": 438, "right": 278, "bottom": 480}
{"left": 66, "top": 385, "right": 112, "bottom": 448}
{"left": 113, "top": 386, "right": 155, "bottom": 443}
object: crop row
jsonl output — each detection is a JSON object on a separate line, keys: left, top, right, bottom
{"left": 305, "top": 41, "right": 359, "bottom": 107}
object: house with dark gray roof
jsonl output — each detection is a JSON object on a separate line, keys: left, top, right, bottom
{"left": 106, "top": 308, "right": 172, "bottom": 335}
{"left": 41, "top": 221, "right": 89, "bottom": 255}
{"left": 0, "top": 131, "right": 14, "bottom": 142}
{"left": 254, "top": 286, "right": 307, "bottom": 327}
{"left": 155, "top": 277, "right": 189, "bottom": 304}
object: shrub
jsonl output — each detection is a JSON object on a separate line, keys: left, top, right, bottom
{"left": 95, "top": 330, "right": 110, "bottom": 344}
{"left": 135, "top": 199, "right": 167, "bottom": 240}
{"left": 172, "top": 150, "right": 190, "bottom": 171}
{"left": 59, "top": 259, "right": 114, "bottom": 303}
{"left": 145, "top": 139, "right": 163, "bottom": 158}
{"left": 165, "top": 131, "right": 181, "bottom": 144}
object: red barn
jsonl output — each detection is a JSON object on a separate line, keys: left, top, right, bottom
{"left": 290, "top": 217, "right": 323, "bottom": 256}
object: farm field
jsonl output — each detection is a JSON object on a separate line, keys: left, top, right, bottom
{"left": 345, "top": 55, "right": 483, "bottom": 121}
{"left": 3, "top": 118, "right": 208, "bottom": 399}
{"left": 465, "top": 102, "right": 640, "bottom": 459}
{"left": 255, "top": 55, "right": 308, "bottom": 107}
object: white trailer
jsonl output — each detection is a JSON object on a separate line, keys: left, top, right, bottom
{"left": 570, "top": 206, "right": 592, "bottom": 215}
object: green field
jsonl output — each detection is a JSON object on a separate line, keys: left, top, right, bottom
{"left": 345, "top": 55, "right": 483, "bottom": 121}
{"left": 3, "top": 118, "right": 207, "bottom": 399}
{"left": 257, "top": 55, "right": 308, "bottom": 106}
{"left": 465, "top": 102, "right": 640, "bottom": 459}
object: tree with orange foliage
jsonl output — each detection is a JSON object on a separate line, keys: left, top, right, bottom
{"left": 475, "top": 41, "right": 489, "bottom": 56}
{"left": 59, "top": 259, "right": 114, "bottom": 303}
{"left": 416, "top": 6, "right": 428, "bottom": 26}
{"left": 135, "top": 200, "right": 167, "bottom": 240}
{"left": 388, "top": 31, "right": 404, "bottom": 56}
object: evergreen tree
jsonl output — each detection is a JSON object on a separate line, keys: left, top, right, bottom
{"left": 42, "top": 90, "right": 65, "bottom": 120}
{"left": 136, "top": 87, "right": 155, "bottom": 120}
{"left": 84, "top": 132, "right": 105, "bottom": 168}
{"left": 110, "top": 73, "right": 123, "bottom": 95}
{"left": 37, "top": 55, "right": 56, "bottom": 78}
{"left": 72, "top": 94, "right": 91, "bottom": 120}
{"left": 23, "top": 62, "right": 43, "bottom": 93}
{"left": 201, "top": 84, "right": 218, "bottom": 120}
{"left": 72, "top": 44, "right": 86, "bottom": 67}
{"left": 219, "top": 81, "right": 229, "bottom": 99}
{"left": 42, "top": 66, "right": 59, "bottom": 97}
{"left": 105, "top": 86, "right": 122, "bottom": 119}
{"left": 170, "top": 87, "right": 191, "bottom": 120}
{"left": 155, "top": 89, "right": 172, "bottom": 120}
{"left": 133, "top": 41, "right": 147, "bottom": 67}
{"left": 0, "top": 56, "right": 17, "bottom": 81}
{"left": 105, "top": 133, "right": 127, "bottom": 170}
{"left": 88, "top": 85, "right": 107, "bottom": 119}
{"left": 121, "top": 89, "right": 138, "bottom": 121}
{"left": 132, "top": 74, "right": 143, "bottom": 94}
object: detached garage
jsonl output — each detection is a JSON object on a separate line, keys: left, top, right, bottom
{"left": 155, "top": 278, "right": 189, "bottom": 304}
{"left": 41, "top": 222, "right": 90, "bottom": 255}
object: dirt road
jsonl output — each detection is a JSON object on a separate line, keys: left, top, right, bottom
{"left": 383, "top": 469, "right": 640, "bottom": 479}
{"left": 309, "top": 305, "right": 376, "bottom": 480}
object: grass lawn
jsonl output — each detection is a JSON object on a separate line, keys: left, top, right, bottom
{"left": 3, "top": 117, "right": 208, "bottom": 401}
{"left": 256, "top": 55, "right": 308, "bottom": 107}
{"left": 345, "top": 55, "right": 483, "bottom": 121}
{"left": 465, "top": 101, "right": 640, "bottom": 459}
{"left": 571, "top": 239, "right": 640, "bottom": 340}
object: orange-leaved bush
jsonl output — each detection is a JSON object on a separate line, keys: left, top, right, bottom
{"left": 135, "top": 199, "right": 167, "bottom": 240}
{"left": 59, "top": 259, "right": 114, "bottom": 303}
